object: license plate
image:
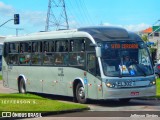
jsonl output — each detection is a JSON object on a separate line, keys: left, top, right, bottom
{"left": 116, "top": 81, "right": 133, "bottom": 87}
{"left": 116, "top": 81, "right": 150, "bottom": 87}
{"left": 131, "top": 92, "right": 139, "bottom": 96}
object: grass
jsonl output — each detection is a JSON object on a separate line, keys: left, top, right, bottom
{"left": 0, "top": 93, "right": 89, "bottom": 112}
{"left": 0, "top": 75, "right": 2, "bottom": 81}
{"left": 156, "top": 78, "right": 160, "bottom": 97}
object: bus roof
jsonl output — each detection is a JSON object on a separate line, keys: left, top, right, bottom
{"left": 78, "top": 26, "right": 143, "bottom": 42}
{"left": 4, "top": 26, "right": 142, "bottom": 42}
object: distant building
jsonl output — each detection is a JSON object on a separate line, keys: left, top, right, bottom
{"left": 141, "top": 26, "right": 160, "bottom": 61}
{"left": 0, "top": 36, "right": 5, "bottom": 42}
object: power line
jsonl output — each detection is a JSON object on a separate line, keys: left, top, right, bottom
{"left": 67, "top": 0, "right": 83, "bottom": 28}
{"left": 74, "top": 0, "right": 90, "bottom": 25}
{"left": 80, "top": 0, "right": 94, "bottom": 25}
{"left": 67, "top": 0, "right": 94, "bottom": 27}
{"left": 45, "top": 0, "right": 94, "bottom": 31}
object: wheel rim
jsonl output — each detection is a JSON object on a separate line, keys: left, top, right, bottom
{"left": 78, "top": 87, "right": 85, "bottom": 99}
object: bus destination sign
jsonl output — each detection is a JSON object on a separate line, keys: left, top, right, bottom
{"left": 111, "top": 44, "right": 138, "bottom": 49}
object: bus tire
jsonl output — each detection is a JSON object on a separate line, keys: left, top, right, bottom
{"left": 76, "top": 83, "right": 87, "bottom": 104}
{"left": 119, "top": 98, "right": 131, "bottom": 103}
{"left": 18, "top": 78, "right": 26, "bottom": 94}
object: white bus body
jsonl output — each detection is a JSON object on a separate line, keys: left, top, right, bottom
{"left": 2, "top": 27, "right": 156, "bottom": 103}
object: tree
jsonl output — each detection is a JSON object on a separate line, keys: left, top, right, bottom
{"left": 141, "top": 34, "right": 148, "bottom": 42}
{"left": 141, "top": 35, "right": 157, "bottom": 61}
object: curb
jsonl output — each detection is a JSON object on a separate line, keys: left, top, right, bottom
{"left": 41, "top": 107, "right": 90, "bottom": 116}
{"left": 134, "top": 97, "right": 160, "bottom": 100}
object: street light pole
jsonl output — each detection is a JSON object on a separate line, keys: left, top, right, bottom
{"left": 0, "top": 19, "right": 14, "bottom": 28}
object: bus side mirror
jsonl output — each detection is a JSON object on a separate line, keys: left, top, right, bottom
{"left": 96, "top": 47, "right": 101, "bottom": 57}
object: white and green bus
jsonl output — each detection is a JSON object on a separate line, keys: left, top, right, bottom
{"left": 2, "top": 26, "right": 156, "bottom": 103}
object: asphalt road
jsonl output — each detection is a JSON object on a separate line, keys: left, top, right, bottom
{"left": 1, "top": 80, "right": 160, "bottom": 119}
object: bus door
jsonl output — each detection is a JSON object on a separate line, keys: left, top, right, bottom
{"left": 87, "top": 53, "right": 102, "bottom": 99}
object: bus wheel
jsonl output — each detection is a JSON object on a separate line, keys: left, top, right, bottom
{"left": 119, "top": 98, "right": 131, "bottom": 103}
{"left": 76, "top": 83, "right": 87, "bottom": 104}
{"left": 18, "top": 78, "right": 26, "bottom": 94}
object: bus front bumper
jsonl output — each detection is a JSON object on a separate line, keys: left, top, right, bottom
{"left": 102, "top": 85, "right": 156, "bottom": 99}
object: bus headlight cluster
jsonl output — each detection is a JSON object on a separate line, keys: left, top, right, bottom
{"left": 150, "top": 81, "right": 156, "bottom": 85}
{"left": 149, "top": 81, "right": 156, "bottom": 85}
{"left": 106, "top": 83, "right": 115, "bottom": 88}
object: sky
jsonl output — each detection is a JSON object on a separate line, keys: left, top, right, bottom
{"left": 0, "top": 0, "right": 159, "bottom": 36}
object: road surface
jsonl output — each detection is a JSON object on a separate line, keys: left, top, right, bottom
{"left": 0, "top": 80, "right": 160, "bottom": 119}
{"left": 0, "top": 80, "right": 18, "bottom": 93}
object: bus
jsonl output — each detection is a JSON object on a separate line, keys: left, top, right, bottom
{"left": 0, "top": 36, "right": 5, "bottom": 71}
{"left": 0, "top": 43, "right": 3, "bottom": 71}
{"left": 2, "top": 26, "right": 156, "bottom": 103}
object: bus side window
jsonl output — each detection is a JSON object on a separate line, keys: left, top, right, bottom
{"left": 69, "top": 53, "right": 77, "bottom": 65}
{"left": 54, "top": 53, "right": 64, "bottom": 65}
{"left": 8, "top": 43, "right": 19, "bottom": 65}
{"left": 43, "top": 53, "right": 54, "bottom": 65}
{"left": 56, "top": 40, "right": 68, "bottom": 52}
{"left": 70, "top": 39, "right": 85, "bottom": 52}
{"left": 32, "top": 42, "right": 42, "bottom": 53}
{"left": 87, "top": 53, "right": 96, "bottom": 75}
{"left": 9, "top": 43, "right": 19, "bottom": 53}
{"left": 87, "top": 53, "right": 100, "bottom": 76}
{"left": 70, "top": 40, "right": 74, "bottom": 52}
{"left": 4, "top": 43, "right": 9, "bottom": 58}
{"left": 8, "top": 54, "right": 19, "bottom": 65}
{"left": 31, "top": 41, "right": 42, "bottom": 65}
{"left": 49, "top": 41, "right": 54, "bottom": 52}
{"left": 43, "top": 41, "right": 49, "bottom": 52}
{"left": 86, "top": 39, "right": 95, "bottom": 51}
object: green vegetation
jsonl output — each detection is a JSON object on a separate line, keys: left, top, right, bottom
{"left": 0, "top": 75, "right": 2, "bottom": 81}
{"left": 156, "top": 78, "right": 160, "bottom": 97}
{"left": 0, "top": 93, "right": 89, "bottom": 112}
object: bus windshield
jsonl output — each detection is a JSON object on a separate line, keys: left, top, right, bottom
{"left": 101, "top": 41, "right": 154, "bottom": 77}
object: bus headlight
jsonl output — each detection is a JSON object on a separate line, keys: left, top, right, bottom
{"left": 106, "top": 83, "right": 111, "bottom": 87}
{"left": 106, "top": 83, "right": 115, "bottom": 88}
{"left": 150, "top": 81, "right": 156, "bottom": 85}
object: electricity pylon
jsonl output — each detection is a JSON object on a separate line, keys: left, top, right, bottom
{"left": 45, "top": 0, "right": 69, "bottom": 31}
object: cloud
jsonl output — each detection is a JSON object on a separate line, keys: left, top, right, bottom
{"left": 102, "top": 22, "right": 150, "bottom": 32}
{"left": 0, "top": 1, "right": 46, "bottom": 28}
{"left": 0, "top": 2, "right": 14, "bottom": 15}
{"left": 21, "top": 11, "right": 46, "bottom": 26}
{"left": 68, "top": 20, "right": 79, "bottom": 29}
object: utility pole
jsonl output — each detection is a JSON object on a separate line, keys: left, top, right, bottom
{"left": 45, "top": 0, "right": 69, "bottom": 31}
{"left": 16, "top": 28, "right": 24, "bottom": 36}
